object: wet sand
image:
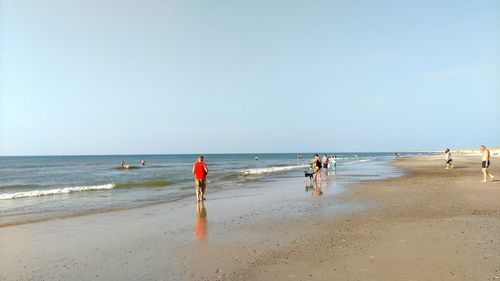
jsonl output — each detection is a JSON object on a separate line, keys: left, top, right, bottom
{"left": 1, "top": 155, "right": 499, "bottom": 281}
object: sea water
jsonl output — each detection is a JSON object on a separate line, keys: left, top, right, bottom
{"left": 0, "top": 152, "right": 433, "bottom": 226}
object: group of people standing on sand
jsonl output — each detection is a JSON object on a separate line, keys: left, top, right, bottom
{"left": 443, "top": 145, "right": 496, "bottom": 182}
{"left": 311, "top": 154, "right": 337, "bottom": 181}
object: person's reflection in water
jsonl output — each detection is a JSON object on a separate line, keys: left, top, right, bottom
{"left": 305, "top": 182, "right": 315, "bottom": 192}
{"left": 313, "top": 180, "right": 323, "bottom": 196}
{"left": 322, "top": 173, "right": 330, "bottom": 193}
{"left": 329, "top": 173, "right": 335, "bottom": 194}
{"left": 195, "top": 201, "right": 208, "bottom": 241}
{"left": 327, "top": 166, "right": 336, "bottom": 177}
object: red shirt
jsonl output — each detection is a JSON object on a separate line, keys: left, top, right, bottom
{"left": 193, "top": 161, "right": 207, "bottom": 180}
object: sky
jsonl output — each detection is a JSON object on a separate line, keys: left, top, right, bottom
{"left": 1, "top": 0, "right": 499, "bottom": 156}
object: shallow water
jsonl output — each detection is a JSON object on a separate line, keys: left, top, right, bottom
{"left": 0, "top": 152, "right": 433, "bottom": 226}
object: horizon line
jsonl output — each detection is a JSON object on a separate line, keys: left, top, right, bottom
{"left": 0, "top": 150, "right": 439, "bottom": 157}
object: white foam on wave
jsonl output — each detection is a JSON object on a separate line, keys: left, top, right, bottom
{"left": 340, "top": 159, "right": 373, "bottom": 166}
{"left": 0, "top": 183, "right": 116, "bottom": 200}
{"left": 241, "top": 164, "right": 309, "bottom": 175}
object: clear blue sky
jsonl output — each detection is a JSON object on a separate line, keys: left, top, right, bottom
{"left": 1, "top": 0, "right": 499, "bottom": 155}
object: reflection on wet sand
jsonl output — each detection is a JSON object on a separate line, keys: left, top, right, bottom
{"left": 305, "top": 182, "right": 315, "bottom": 192}
{"left": 305, "top": 171, "right": 335, "bottom": 196}
{"left": 304, "top": 181, "right": 323, "bottom": 196}
{"left": 313, "top": 180, "right": 323, "bottom": 196}
{"left": 323, "top": 171, "right": 337, "bottom": 191}
{"left": 195, "top": 201, "right": 207, "bottom": 241}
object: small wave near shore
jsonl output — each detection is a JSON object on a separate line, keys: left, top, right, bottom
{"left": 241, "top": 164, "right": 309, "bottom": 175}
{"left": 0, "top": 184, "right": 116, "bottom": 200}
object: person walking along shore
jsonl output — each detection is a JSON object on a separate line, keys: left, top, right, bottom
{"left": 480, "top": 145, "right": 495, "bottom": 182}
{"left": 192, "top": 156, "right": 209, "bottom": 201}
{"left": 444, "top": 148, "right": 453, "bottom": 169}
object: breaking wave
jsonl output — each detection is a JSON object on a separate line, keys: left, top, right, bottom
{"left": 0, "top": 184, "right": 115, "bottom": 200}
{"left": 241, "top": 164, "right": 308, "bottom": 175}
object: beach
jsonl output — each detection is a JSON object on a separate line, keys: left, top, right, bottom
{"left": 1, "top": 154, "right": 499, "bottom": 281}
{"left": 2, "top": 1, "right": 499, "bottom": 280}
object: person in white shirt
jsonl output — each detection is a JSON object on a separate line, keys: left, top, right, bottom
{"left": 330, "top": 155, "right": 337, "bottom": 171}
{"left": 444, "top": 148, "right": 453, "bottom": 169}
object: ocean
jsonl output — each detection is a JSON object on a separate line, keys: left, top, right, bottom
{"left": 0, "top": 152, "right": 433, "bottom": 226}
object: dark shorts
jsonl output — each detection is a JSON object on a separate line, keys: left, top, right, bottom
{"left": 446, "top": 159, "right": 452, "bottom": 164}
{"left": 482, "top": 161, "right": 490, "bottom": 168}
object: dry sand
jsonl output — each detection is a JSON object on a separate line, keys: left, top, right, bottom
{"left": 1, "top": 155, "right": 499, "bottom": 281}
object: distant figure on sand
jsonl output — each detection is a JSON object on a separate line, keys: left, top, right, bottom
{"left": 322, "top": 154, "right": 329, "bottom": 169}
{"left": 444, "top": 149, "right": 453, "bottom": 169}
{"left": 395, "top": 153, "right": 400, "bottom": 159}
{"left": 312, "top": 154, "right": 322, "bottom": 181}
{"left": 480, "top": 145, "right": 495, "bottom": 182}
{"left": 330, "top": 154, "right": 337, "bottom": 171}
{"left": 141, "top": 159, "right": 145, "bottom": 166}
{"left": 192, "top": 156, "right": 209, "bottom": 202}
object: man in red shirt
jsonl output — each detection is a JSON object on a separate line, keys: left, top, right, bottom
{"left": 192, "top": 155, "right": 209, "bottom": 202}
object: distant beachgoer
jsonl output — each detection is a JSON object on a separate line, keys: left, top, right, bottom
{"left": 330, "top": 155, "right": 337, "bottom": 171}
{"left": 192, "top": 156, "right": 209, "bottom": 202}
{"left": 120, "top": 160, "right": 125, "bottom": 167}
{"left": 395, "top": 153, "right": 400, "bottom": 159}
{"left": 480, "top": 145, "right": 495, "bottom": 182}
{"left": 141, "top": 159, "right": 145, "bottom": 166}
{"left": 444, "top": 149, "right": 453, "bottom": 169}
{"left": 312, "top": 154, "right": 322, "bottom": 181}
{"left": 322, "top": 154, "right": 329, "bottom": 169}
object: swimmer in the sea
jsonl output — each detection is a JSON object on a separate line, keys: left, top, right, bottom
{"left": 120, "top": 160, "right": 125, "bottom": 167}
{"left": 141, "top": 159, "right": 145, "bottom": 166}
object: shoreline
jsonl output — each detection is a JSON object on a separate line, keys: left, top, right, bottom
{"left": 0, "top": 155, "right": 400, "bottom": 228}
{"left": 1, "top": 155, "right": 498, "bottom": 280}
